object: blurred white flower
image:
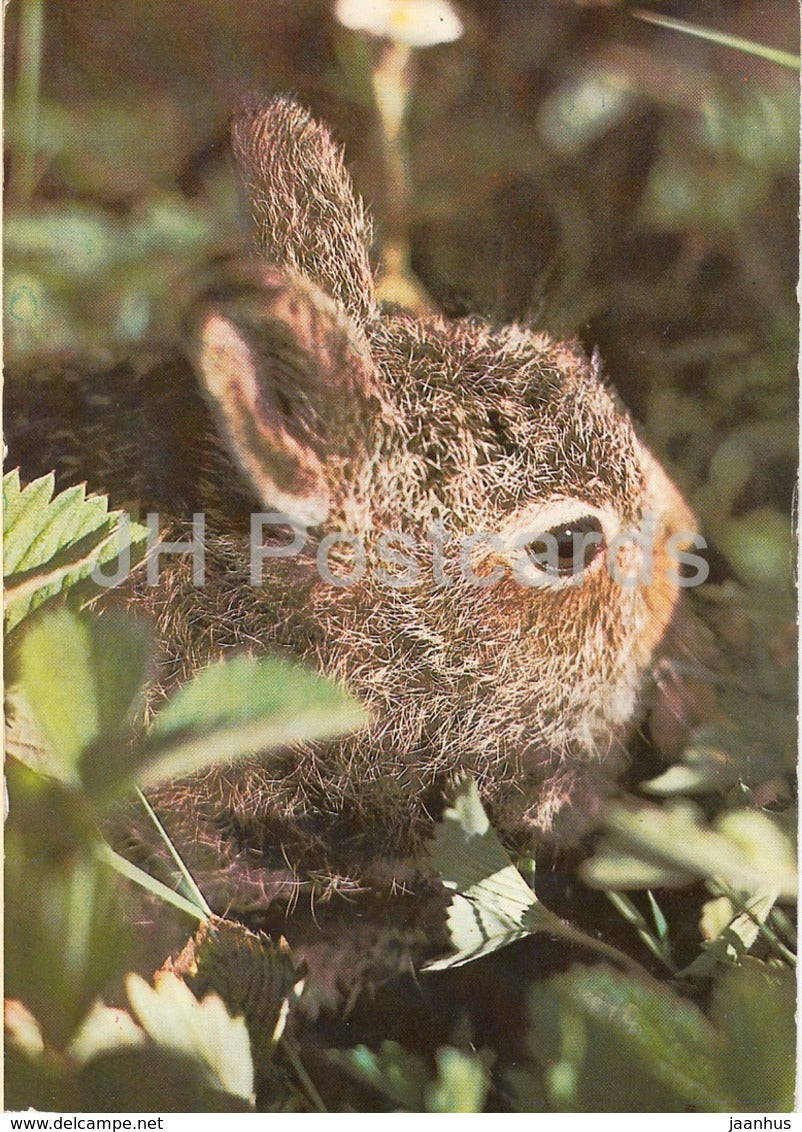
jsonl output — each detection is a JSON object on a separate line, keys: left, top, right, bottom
{"left": 334, "top": 0, "right": 463, "bottom": 47}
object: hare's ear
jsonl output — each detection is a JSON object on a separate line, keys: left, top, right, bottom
{"left": 187, "top": 262, "right": 379, "bottom": 527}
{"left": 231, "top": 95, "right": 377, "bottom": 327}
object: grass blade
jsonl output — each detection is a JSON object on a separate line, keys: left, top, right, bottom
{"left": 96, "top": 841, "right": 209, "bottom": 924}
{"left": 633, "top": 9, "right": 800, "bottom": 70}
{"left": 135, "top": 787, "right": 213, "bottom": 919}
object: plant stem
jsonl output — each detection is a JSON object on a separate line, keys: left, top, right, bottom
{"left": 539, "top": 908, "right": 662, "bottom": 985}
{"left": 282, "top": 1039, "right": 328, "bottom": 1113}
{"left": 371, "top": 39, "right": 432, "bottom": 312}
{"left": 13, "top": 0, "right": 46, "bottom": 207}
{"left": 632, "top": 9, "right": 800, "bottom": 71}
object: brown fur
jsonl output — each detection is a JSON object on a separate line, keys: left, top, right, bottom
{"left": 6, "top": 97, "right": 696, "bottom": 913}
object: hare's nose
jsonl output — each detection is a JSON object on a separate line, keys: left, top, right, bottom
{"left": 634, "top": 452, "right": 700, "bottom": 663}
{"left": 642, "top": 447, "right": 698, "bottom": 547}
{"left": 658, "top": 470, "right": 698, "bottom": 548}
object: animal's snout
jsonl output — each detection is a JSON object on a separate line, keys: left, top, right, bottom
{"left": 636, "top": 450, "right": 703, "bottom": 662}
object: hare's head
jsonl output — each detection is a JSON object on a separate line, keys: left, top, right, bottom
{"left": 185, "top": 97, "right": 698, "bottom": 840}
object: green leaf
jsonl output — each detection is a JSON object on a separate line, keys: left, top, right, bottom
{"left": 605, "top": 891, "right": 675, "bottom": 972}
{"left": 4, "top": 1000, "right": 46, "bottom": 1060}
{"left": 14, "top": 610, "right": 149, "bottom": 788}
{"left": 12, "top": 611, "right": 366, "bottom": 805}
{"left": 187, "top": 921, "right": 302, "bottom": 1056}
{"left": 423, "top": 778, "right": 566, "bottom": 970}
{"left": 641, "top": 759, "right": 725, "bottom": 797}
{"left": 329, "top": 1042, "right": 430, "bottom": 1110}
{"left": 422, "top": 781, "right": 675, "bottom": 978}
{"left": 96, "top": 841, "right": 208, "bottom": 923}
{"left": 4, "top": 212, "right": 116, "bottom": 277}
{"left": 647, "top": 891, "right": 669, "bottom": 942}
{"left": 134, "top": 654, "right": 367, "bottom": 789}
{"left": 68, "top": 1002, "right": 146, "bottom": 1066}
{"left": 526, "top": 965, "right": 730, "bottom": 1112}
{"left": 581, "top": 801, "right": 798, "bottom": 899}
{"left": 710, "top": 959, "right": 796, "bottom": 1111}
{"left": 332, "top": 1041, "right": 490, "bottom": 1113}
{"left": 425, "top": 1047, "right": 490, "bottom": 1113}
{"left": 125, "top": 971, "right": 255, "bottom": 1105}
{"left": 716, "top": 507, "right": 795, "bottom": 594}
{"left": 4, "top": 837, "right": 132, "bottom": 1049}
{"left": 3, "top": 469, "right": 148, "bottom": 633}
{"left": 685, "top": 891, "right": 780, "bottom": 977}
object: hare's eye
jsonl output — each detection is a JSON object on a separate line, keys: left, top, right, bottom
{"left": 525, "top": 515, "right": 605, "bottom": 576}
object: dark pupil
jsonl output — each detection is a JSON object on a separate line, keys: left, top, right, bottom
{"left": 528, "top": 516, "right": 605, "bottom": 576}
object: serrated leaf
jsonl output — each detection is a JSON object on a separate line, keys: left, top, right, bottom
{"left": 68, "top": 1002, "right": 146, "bottom": 1065}
{"left": 188, "top": 921, "right": 301, "bottom": 1055}
{"left": 125, "top": 972, "right": 254, "bottom": 1104}
{"left": 133, "top": 654, "right": 367, "bottom": 789}
{"left": 3, "top": 469, "right": 148, "bottom": 632}
{"left": 14, "top": 610, "right": 150, "bottom": 788}
{"left": 424, "top": 778, "right": 565, "bottom": 970}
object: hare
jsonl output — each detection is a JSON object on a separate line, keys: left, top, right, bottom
{"left": 7, "top": 96, "right": 700, "bottom": 914}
